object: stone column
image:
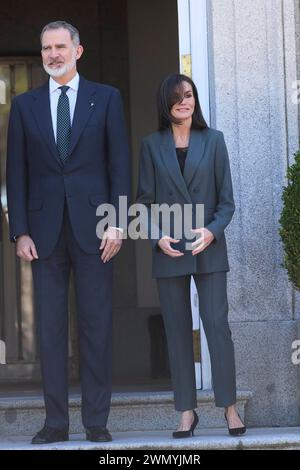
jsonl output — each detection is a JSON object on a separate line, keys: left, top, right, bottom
{"left": 208, "top": 0, "right": 299, "bottom": 425}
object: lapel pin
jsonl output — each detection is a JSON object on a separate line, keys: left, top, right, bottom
{"left": 90, "top": 102, "right": 94, "bottom": 107}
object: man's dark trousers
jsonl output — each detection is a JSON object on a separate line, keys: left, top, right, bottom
{"left": 31, "top": 202, "right": 113, "bottom": 430}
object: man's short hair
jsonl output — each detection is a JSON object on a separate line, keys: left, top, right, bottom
{"left": 40, "top": 21, "right": 80, "bottom": 46}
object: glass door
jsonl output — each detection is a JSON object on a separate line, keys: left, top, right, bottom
{"left": 0, "top": 58, "right": 78, "bottom": 384}
{"left": 0, "top": 58, "right": 45, "bottom": 382}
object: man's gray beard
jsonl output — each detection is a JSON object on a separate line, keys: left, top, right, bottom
{"left": 43, "top": 63, "right": 68, "bottom": 77}
{"left": 43, "top": 57, "right": 76, "bottom": 78}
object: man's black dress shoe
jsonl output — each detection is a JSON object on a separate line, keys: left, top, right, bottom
{"left": 172, "top": 410, "right": 199, "bottom": 439}
{"left": 86, "top": 426, "right": 112, "bottom": 442}
{"left": 31, "top": 426, "right": 69, "bottom": 444}
{"left": 224, "top": 412, "right": 246, "bottom": 436}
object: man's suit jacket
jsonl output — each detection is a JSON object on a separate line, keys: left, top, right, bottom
{"left": 6, "top": 76, "right": 131, "bottom": 259}
{"left": 136, "top": 128, "right": 235, "bottom": 278}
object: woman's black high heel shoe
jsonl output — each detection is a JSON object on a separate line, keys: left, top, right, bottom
{"left": 224, "top": 412, "right": 246, "bottom": 436}
{"left": 172, "top": 410, "right": 199, "bottom": 439}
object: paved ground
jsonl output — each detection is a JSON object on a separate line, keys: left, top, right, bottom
{"left": 1, "top": 427, "right": 300, "bottom": 450}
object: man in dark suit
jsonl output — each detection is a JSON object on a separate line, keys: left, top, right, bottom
{"left": 6, "top": 21, "right": 131, "bottom": 444}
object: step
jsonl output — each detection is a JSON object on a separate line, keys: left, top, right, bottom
{"left": 1, "top": 427, "right": 300, "bottom": 450}
{"left": 0, "top": 390, "right": 251, "bottom": 437}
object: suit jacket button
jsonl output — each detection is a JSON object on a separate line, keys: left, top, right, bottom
{"left": 193, "top": 188, "right": 199, "bottom": 193}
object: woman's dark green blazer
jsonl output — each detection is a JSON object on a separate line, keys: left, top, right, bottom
{"left": 136, "top": 127, "right": 235, "bottom": 278}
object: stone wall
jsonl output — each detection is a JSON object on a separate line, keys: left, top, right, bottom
{"left": 207, "top": 0, "right": 300, "bottom": 425}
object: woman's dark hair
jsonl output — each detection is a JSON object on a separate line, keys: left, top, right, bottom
{"left": 157, "top": 73, "right": 208, "bottom": 131}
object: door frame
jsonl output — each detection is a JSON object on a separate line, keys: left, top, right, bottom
{"left": 177, "top": 0, "right": 212, "bottom": 390}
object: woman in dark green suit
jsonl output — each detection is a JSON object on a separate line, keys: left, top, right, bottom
{"left": 136, "top": 74, "right": 246, "bottom": 438}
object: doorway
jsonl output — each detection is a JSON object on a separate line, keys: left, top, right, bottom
{"left": 0, "top": 0, "right": 210, "bottom": 392}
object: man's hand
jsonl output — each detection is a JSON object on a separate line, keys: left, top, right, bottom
{"left": 16, "top": 235, "right": 39, "bottom": 261}
{"left": 191, "top": 228, "right": 215, "bottom": 255}
{"left": 100, "top": 227, "right": 123, "bottom": 263}
{"left": 158, "top": 236, "right": 184, "bottom": 258}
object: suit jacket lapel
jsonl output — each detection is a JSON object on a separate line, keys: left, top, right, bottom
{"left": 30, "top": 82, "right": 59, "bottom": 162}
{"left": 160, "top": 129, "right": 192, "bottom": 203}
{"left": 183, "top": 129, "right": 208, "bottom": 187}
{"left": 68, "top": 76, "right": 96, "bottom": 156}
